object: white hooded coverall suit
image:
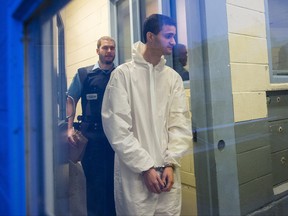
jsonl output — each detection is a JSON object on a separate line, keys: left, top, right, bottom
{"left": 101, "top": 41, "right": 192, "bottom": 216}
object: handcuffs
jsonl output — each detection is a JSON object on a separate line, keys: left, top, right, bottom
{"left": 142, "top": 163, "right": 175, "bottom": 175}
{"left": 154, "top": 163, "right": 175, "bottom": 173}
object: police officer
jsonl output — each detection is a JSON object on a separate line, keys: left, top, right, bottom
{"left": 67, "top": 36, "right": 116, "bottom": 216}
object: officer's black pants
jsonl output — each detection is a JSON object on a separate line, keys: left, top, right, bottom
{"left": 81, "top": 131, "right": 115, "bottom": 216}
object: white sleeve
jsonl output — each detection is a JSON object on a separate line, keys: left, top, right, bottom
{"left": 165, "top": 76, "right": 193, "bottom": 166}
{"left": 101, "top": 68, "right": 155, "bottom": 173}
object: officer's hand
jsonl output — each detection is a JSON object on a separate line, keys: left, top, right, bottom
{"left": 142, "top": 168, "right": 165, "bottom": 194}
{"left": 161, "top": 167, "right": 174, "bottom": 192}
{"left": 67, "top": 127, "right": 77, "bottom": 146}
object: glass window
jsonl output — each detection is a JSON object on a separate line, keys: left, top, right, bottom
{"left": 116, "top": 0, "right": 132, "bottom": 63}
{"left": 25, "top": 11, "right": 69, "bottom": 214}
{"left": 172, "top": 0, "right": 190, "bottom": 81}
{"left": 21, "top": 0, "right": 288, "bottom": 215}
{"left": 56, "top": 13, "right": 67, "bottom": 122}
{"left": 139, "top": 0, "right": 159, "bottom": 42}
{"left": 114, "top": 0, "right": 161, "bottom": 64}
{"left": 267, "top": 0, "right": 288, "bottom": 76}
{"left": 144, "top": 0, "right": 159, "bottom": 15}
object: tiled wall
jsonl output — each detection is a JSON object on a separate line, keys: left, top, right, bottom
{"left": 227, "top": 0, "right": 268, "bottom": 122}
{"left": 227, "top": 0, "right": 288, "bottom": 122}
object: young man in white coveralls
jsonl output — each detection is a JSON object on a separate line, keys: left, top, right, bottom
{"left": 101, "top": 14, "right": 192, "bottom": 216}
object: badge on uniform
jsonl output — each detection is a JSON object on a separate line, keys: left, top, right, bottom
{"left": 86, "top": 93, "right": 98, "bottom": 100}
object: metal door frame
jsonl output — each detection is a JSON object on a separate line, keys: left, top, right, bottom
{"left": 16, "top": 0, "right": 70, "bottom": 214}
{"left": 186, "top": 0, "right": 241, "bottom": 215}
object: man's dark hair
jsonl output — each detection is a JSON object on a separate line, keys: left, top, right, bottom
{"left": 143, "top": 14, "right": 176, "bottom": 43}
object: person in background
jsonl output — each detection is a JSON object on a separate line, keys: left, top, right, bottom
{"left": 173, "top": 43, "right": 189, "bottom": 81}
{"left": 66, "top": 36, "right": 116, "bottom": 216}
{"left": 101, "top": 14, "right": 192, "bottom": 216}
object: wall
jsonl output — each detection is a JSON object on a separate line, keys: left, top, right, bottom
{"left": 228, "top": 0, "right": 288, "bottom": 122}
{"left": 227, "top": 0, "right": 288, "bottom": 214}
{"left": 227, "top": 0, "right": 268, "bottom": 122}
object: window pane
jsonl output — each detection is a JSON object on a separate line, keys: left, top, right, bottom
{"left": 144, "top": 0, "right": 159, "bottom": 16}
{"left": 56, "top": 13, "right": 67, "bottom": 122}
{"left": 138, "top": 0, "right": 159, "bottom": 42}
{"left": 117, "top": 0, "right": 131, "bottom": 63}
{"left": 268, "top": 0, "right": 288, "bottom": 72}
{"left": 173, "top": 0, "right": 190, "bottom": 81}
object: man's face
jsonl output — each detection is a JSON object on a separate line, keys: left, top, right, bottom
{"left": 178, "top": 46, "right": 188, "bottom": 66}
{"left": 97, "top": 39, "right": 116, "bottom": 65}
{"left": 153, "top": 25, "right": 176, "bottom": 55}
